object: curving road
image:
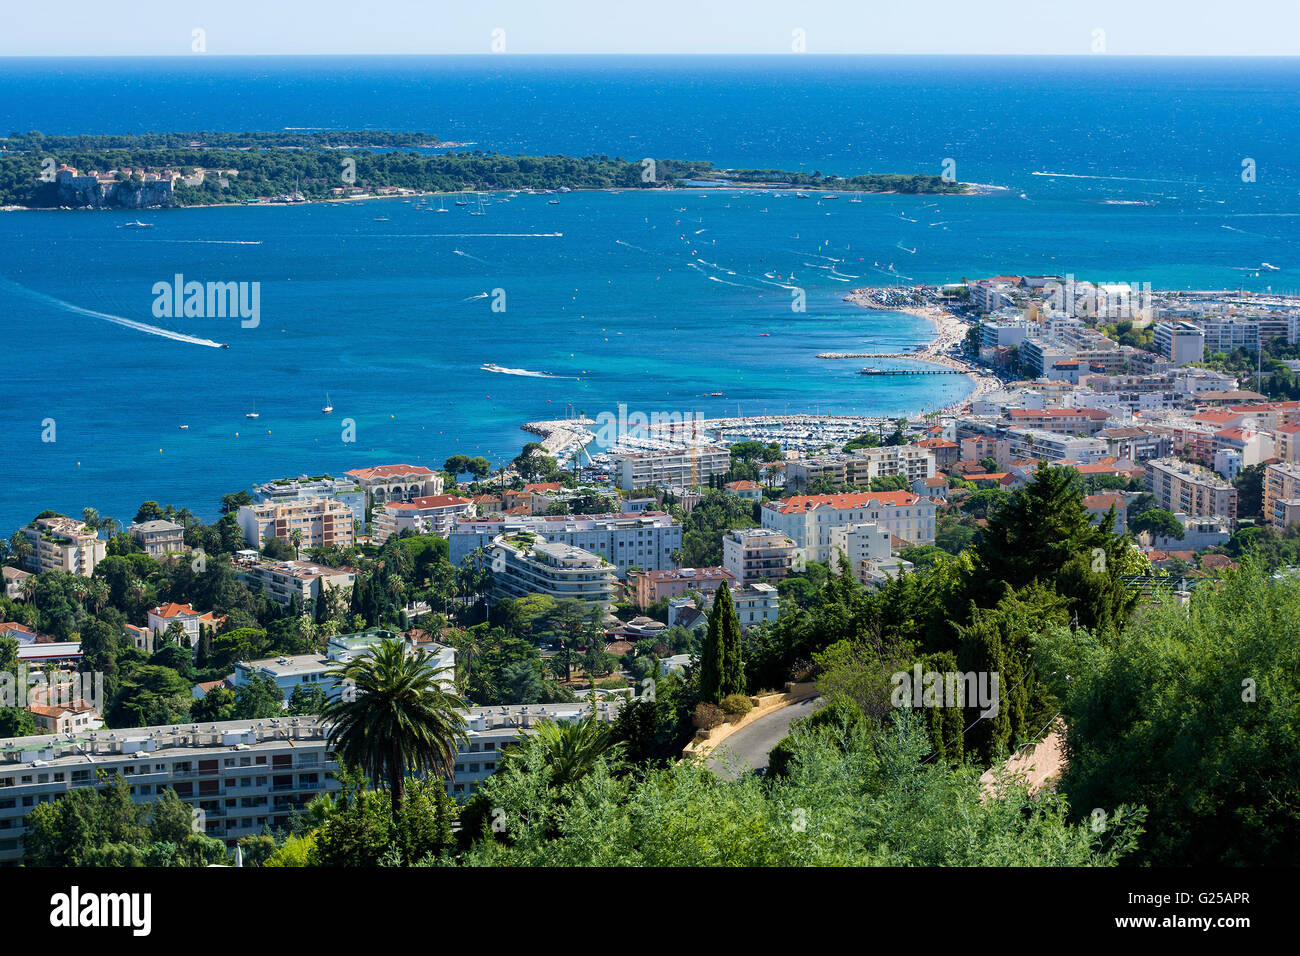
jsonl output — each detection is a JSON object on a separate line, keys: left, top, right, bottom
{"left": 705, "top": 697, "right": 821, "bottom": 780}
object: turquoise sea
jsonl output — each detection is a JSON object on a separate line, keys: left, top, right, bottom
{"left": 1, "top": 56, "right": 1298, "bottom": 529}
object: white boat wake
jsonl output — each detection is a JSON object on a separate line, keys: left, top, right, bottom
{"left": 2, "top": 279, "right": 226, "bottom": 348}
{"left": 481, "top": 363, "right": 569, "bottom": 379}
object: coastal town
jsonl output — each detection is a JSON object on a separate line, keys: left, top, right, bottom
{"left": 3, "top": 264, "right": 1299, "bottom": 867}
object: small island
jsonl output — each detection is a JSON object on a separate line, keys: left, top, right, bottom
{"left": 0, "top": 130, "right": 971, "bottom": 210}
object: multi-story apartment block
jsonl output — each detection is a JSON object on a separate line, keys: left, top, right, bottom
{"left": 344, "top": 464, "right": 444, "bottom": 504}
{"left": 761, "top": 491, "right": 936, "bottom": 562}
{"left": 231, "top": 552, "right": 356, "bottom": 610}
{"left": 1153, "top": 321, "right": 1207, "bottom": 364}
{"left": 1275, "top": 423, "right": 1300, "bottom": 463}
{"left": 128, "top": 519, "right": 185, "bottom": 559}
{"left": 1198, "top": 318, "right": 1260, "bottom": 354}
{"left": 1263, "top": 461, "right": 1300, "bottom": 531}
{"left": 1006, "top": 407, "right": 1113, "bottom": 436}
{"left": 0, "top": 718, "right": 340, "bottom": 863}
{"left": 1097, "top": 426, "right": 1173, "bottom": 463}
{"left": 728, "top": 582, "right": 780, "bottom": 627}
{"left": 828, "top": 521, "right": 892, "bottom": 567}
{"left": 371, "top": 494, "right": 475, "bottom": 544}
{"left": 450, "top": 701, "right": 621, "bottom": 799}
{"left": 1005, "top": 428, "right": 1110, "bottom": 463}
{"left": 1145, "top": 458, "right": 1238, "bottom": 523}
{"left": 485, "top": 535, "right": 617, "bottom": 610}
{"left": 786, "top": 446, "right": 935, "bottom": 490}
{"left": 915, "top": 437, "right": 960, "bottom": 471}
{"left": 19, "top": 516, "right": 105, "bottom": 576}
{"left": 611, "top": 444, "right": 731, "bottom": 491}
{"left": 236, "top": 497, "right": 355, "bottom": 551}
{"left": 255, "top": 475, "right": 366, "bottom": 528}
{"left": 449, "top": 513, "right": 681, "bottom": 578}
{"left": 633, "top": 566, "right": 734, "bottom": 608}
{"left": 722, "top": 528, "right": 798, "bottom": 586}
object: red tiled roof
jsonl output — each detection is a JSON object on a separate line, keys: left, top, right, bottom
{"left": 725, "top": 480, "right": 761, "bottom": 490}
{"left": 345, "top": 464, "right": 435, "bottom": 480}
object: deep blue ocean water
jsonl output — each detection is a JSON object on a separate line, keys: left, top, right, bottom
{"left": 1, "top": 56, "right": 1298, "bottom": 529}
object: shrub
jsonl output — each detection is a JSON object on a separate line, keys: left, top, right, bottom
{"left": 693, "top": 702, "right": 724, "bottom": 730}
{"left": 719, "top": 693, "right": 754, "bottom": 716}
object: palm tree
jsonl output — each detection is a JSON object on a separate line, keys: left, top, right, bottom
{"left": 510, "top": 712, "right": 622, "bottom": 790}
{"left": 322, "top": 640, "right": 468, "bottom": 815}
{"left": 289, "top": 528, "right": 304, "bottom": 558}
{"left": 81, "top": 508, "right": 99, "bottom": 532}
{"left": 9, "top": 531, "right": 32, "bottom": 570}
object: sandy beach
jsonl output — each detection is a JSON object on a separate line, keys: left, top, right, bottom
{"left": 843, "top": 287, "right": 1002, "bottom": 414}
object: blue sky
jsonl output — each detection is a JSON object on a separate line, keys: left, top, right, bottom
{"left": 2, "top": 0, "right": 1297, "bottom": 56}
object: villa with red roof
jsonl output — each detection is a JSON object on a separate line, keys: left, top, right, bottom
{"left": 723, "top": 479, "right": 763, "bottom": 501}
{"left": 145, "top": 602, "right": 226, "bottom": 652}
{"left": 761, "top": 491, "right": 936, "bottom": 560}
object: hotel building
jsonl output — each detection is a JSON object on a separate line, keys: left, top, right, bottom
{"left": 344, "top": 464, "right": 444, "bottom": 504}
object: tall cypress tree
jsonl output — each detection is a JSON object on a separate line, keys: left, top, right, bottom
{"left": 698, "top": 593, "right": 725, "bottom": 703}
{"left": 715, "top": 585, "right": 745, "bottom": 698}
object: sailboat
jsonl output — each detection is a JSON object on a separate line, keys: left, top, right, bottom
{"left": 245, "top": 400, "right": 259, "bottom": 420}
{"left": 322, "top": 393, "right": 334, "bottom": 414}
{"left": 469, "top": 195, "right": 486, "bottom": 216}
{"left": 436, "top": 196, "right": 449, "bottom": 213}
{"left": 454, "top": 193, "right": 469, "bottom": 206}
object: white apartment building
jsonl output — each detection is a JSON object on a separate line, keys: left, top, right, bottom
{"left": 450, "top": 701, "right": 621, "bottom": 799}
{"left": 612, "top": 444, "right": 731, "bottom": 491}
{"left": 0, "top": 718, "right": 340, "bottom": 863}
{"left": 128, "top": 519, "right": 185, "bottom": 559}
{"left": 728, "top": 582, "right": 780, "bottom": 627}
{"left": 1146, "top": 458, "right": 1238, "bottom": 523}
{"left": 761, "top": 491, "right": 936, "bottom": 563}
{"left": 450, "top": 513, "right": 681, "bottom": 577}
{"left": 722, "top": 528, "right": 798, "bottom": 586}
{"left": 371, "top": 494, "right": 475, "bottom": 544}
{"left": 485, "top": 535, "right": 617, "bottom": 610}
{"left": 236, "top": 497, "right": 356, "bottom": 550}
{"left": 344, "top": 464, "right": 445, "bottom": 504}
{"left": 828, "top": 522, "right": 892, "bottom": 567}
{"left": 19, "top": 516, "right": 105, "bottom": 576}
{"left": 1153, "top": 321, "right": 1207, "bottom": 364}
{"left": 231, "top": 552, "right": 356, "bottom": 610}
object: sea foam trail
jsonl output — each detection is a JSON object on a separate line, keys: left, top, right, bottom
{"left": 1, "top": 279, "right": 226, "bottom": 348}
